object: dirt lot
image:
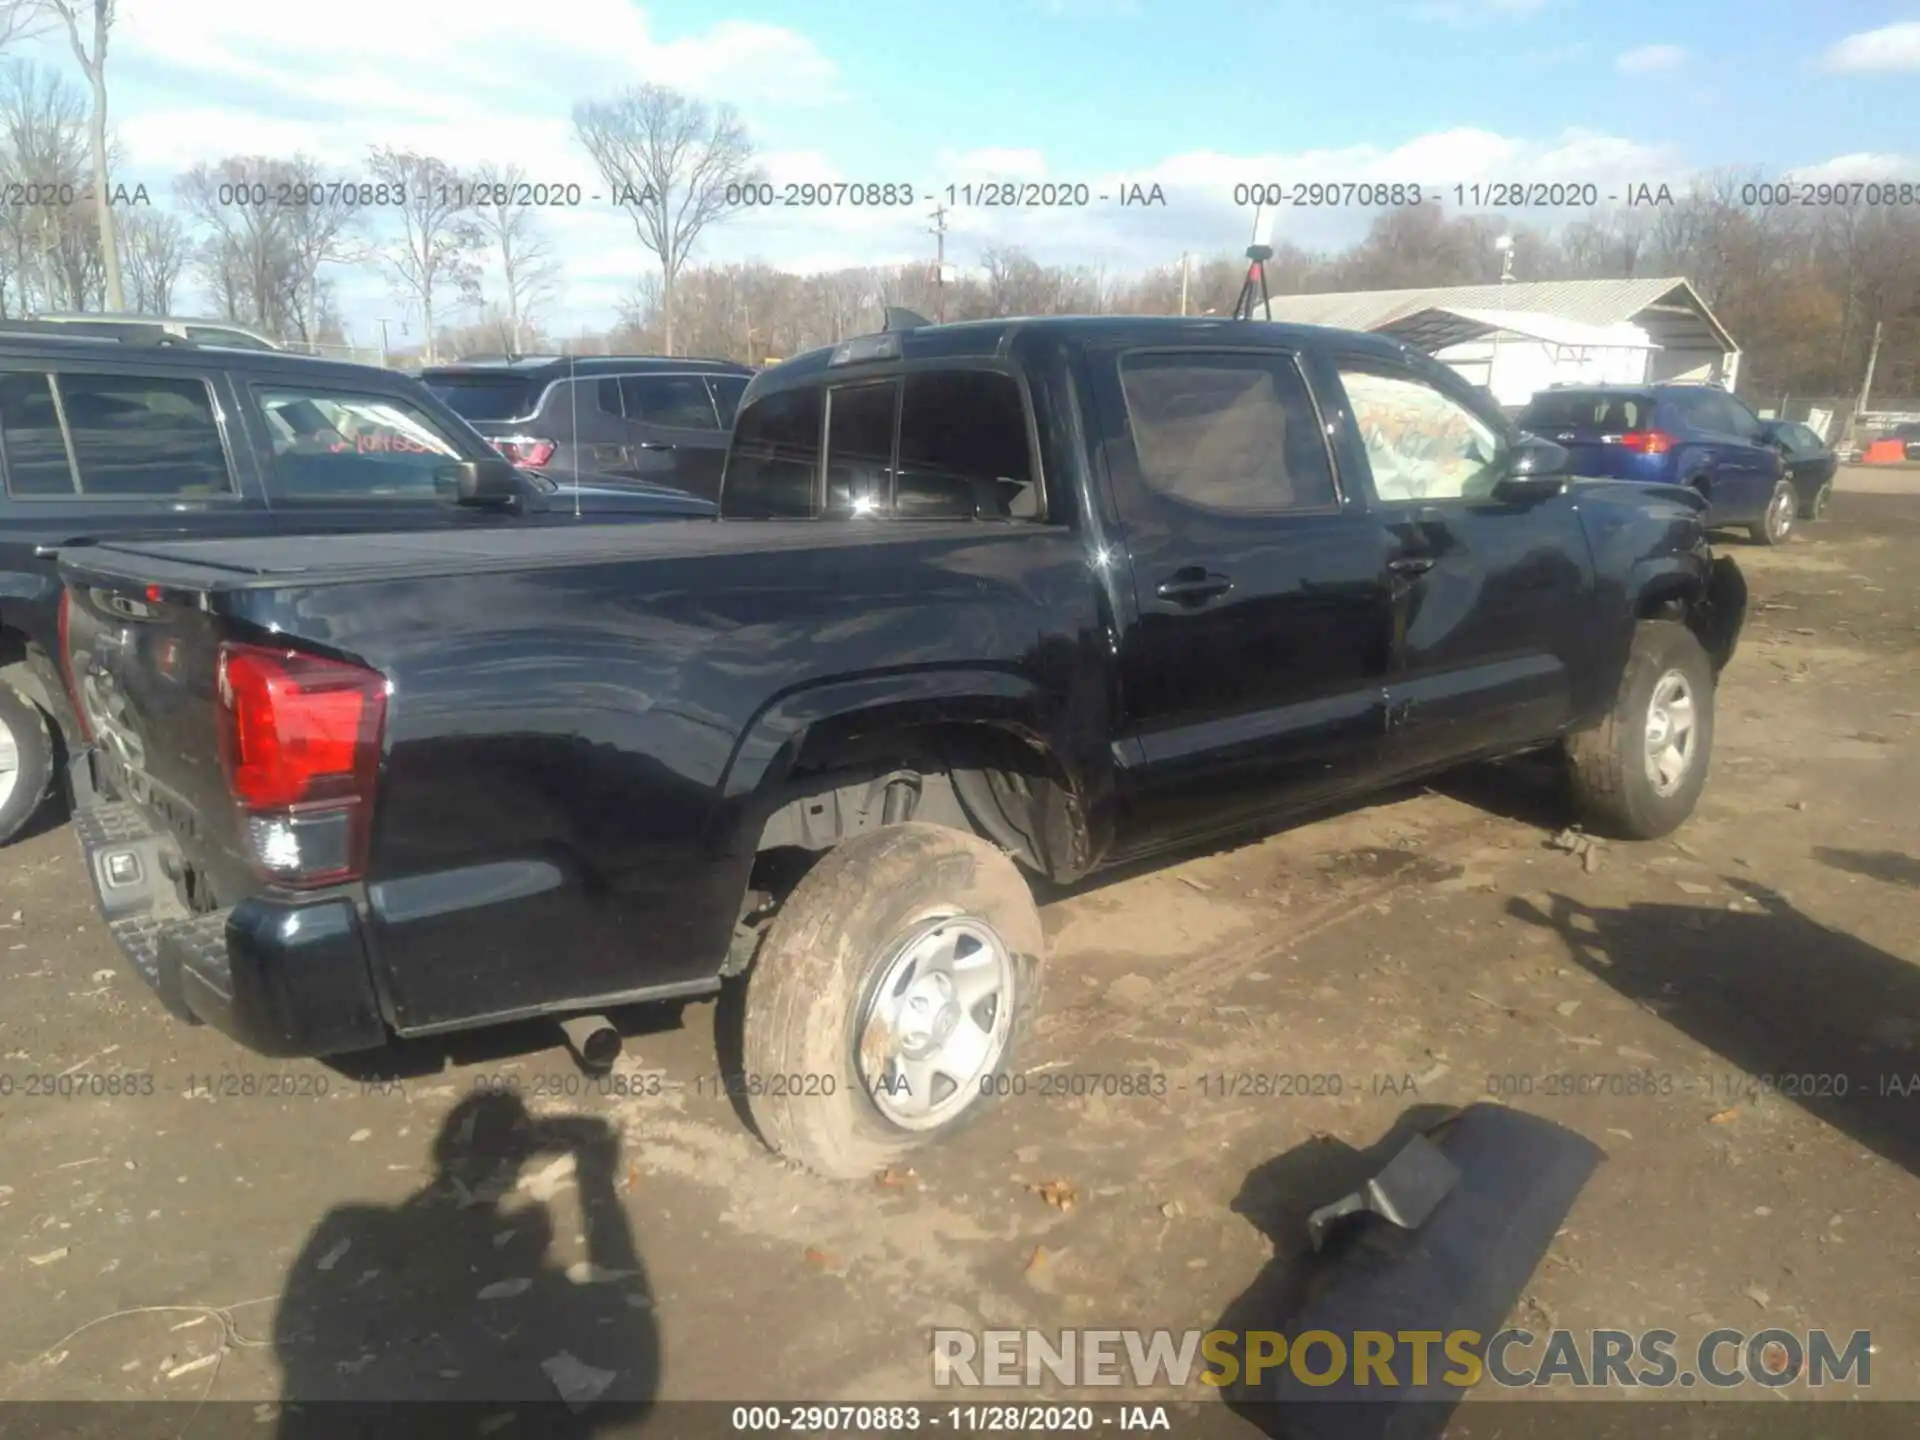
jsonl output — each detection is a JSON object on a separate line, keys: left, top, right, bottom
{"left": 3, "top": 472, "right": 1917, "bottom": 1428}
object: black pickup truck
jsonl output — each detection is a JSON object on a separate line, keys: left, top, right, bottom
{"left": 57, "top": 314, "right": 1745, "bottom": 1178}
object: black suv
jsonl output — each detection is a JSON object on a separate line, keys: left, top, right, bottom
{"left": 420, "top": 355, "right": 755, "bottom": 501}
{"left": 0, "top": 326, "right": 714, "bottom": 846}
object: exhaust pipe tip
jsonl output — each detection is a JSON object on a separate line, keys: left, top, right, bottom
{"left": 559, "top": 1013, "right": 622, "bottom": 1072}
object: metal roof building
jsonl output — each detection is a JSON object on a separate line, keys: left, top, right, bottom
{"left": 1258, "top": 277, "right": 1741, "bottom": 407}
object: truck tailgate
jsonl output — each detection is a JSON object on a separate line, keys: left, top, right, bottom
{"left": 61, "top": 570, "right": 261, "bottom": 908}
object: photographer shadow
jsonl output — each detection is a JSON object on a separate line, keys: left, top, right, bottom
{"left": 272, "top": 1091, "right": 659, "bottom": 1437}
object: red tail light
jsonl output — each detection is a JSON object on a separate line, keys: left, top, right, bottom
{"left": 56, "top": 588, "right": 91, "bottom": 742}
{"left": 494, "top": 436, "right": 556, "bottom": 468}
{"left": 217, "top": 642, "right": 387, "bottom": 888}
{"left": 1614, "top": 430, "right": 1676, "bottom": 456}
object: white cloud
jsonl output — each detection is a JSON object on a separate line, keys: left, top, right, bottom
{"left": 1783, "top": 152, "right": 1920, "bottom": 182}
{"left": 1819, "top": 22, "right": 1920, "bottom": 73}
{"left": 1616, "top": 44, "right": 1688, "bottom": 73}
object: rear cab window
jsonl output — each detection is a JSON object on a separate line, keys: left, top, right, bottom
{"left": 723, "top": 366, "right": 1042, "bottom": 522}
{"left": 1117, "top": 352, "right": 1337, "bottom": 513}
{"left": 0, "top": 369, "right": 235, "bottom": 499}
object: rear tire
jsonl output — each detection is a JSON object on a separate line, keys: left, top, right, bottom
{"left": 1749, "top": 478, "right": 1797, "bottom": 546}
{"left": 740, "top": 822, "right": 1045, "bottom": 1180}
{"left": 1564, "top": 620, "right": 1715, "bottom": 840}
{"left": 0, "top": 683, "right": 55, "bottom": 845}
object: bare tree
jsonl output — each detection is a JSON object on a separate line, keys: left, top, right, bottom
{"left": 471, "top": 163, "right": 560, "bottom": 351}
{"left": 119, "top": 206, "right": 184, "bottom": 311}
{"left": 572, "top": 84, "right": 758, "bottom": 355}
{"left": 176, "top": 158, "right": 292, "bottom": 331}
{"left": 365, "top": 146, "right": 481, "bottom": 364}
{"left": 0, "top": 57, "right": 91, "bottom": 313}
{"left": 1, "top": 0, "right": 124, "bottom": 308}
{"left": 278, "top": 154, "right": 361, "bottom": 342}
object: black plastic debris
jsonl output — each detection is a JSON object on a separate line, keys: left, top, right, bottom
{"left": 1259, "top": 1103, "right": 1606, "bottom": 1440}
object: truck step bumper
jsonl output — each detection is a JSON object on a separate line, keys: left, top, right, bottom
{"left": 75, "top": 793, "right": 388, "bottom": 1057}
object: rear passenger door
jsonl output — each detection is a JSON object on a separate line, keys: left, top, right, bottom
{"left": 1670, "top": 389, "right": 1768, "bottom": 526}
{"left": 1712, "top": 391, "right": 1782, "bottom": 523}
{"left": 1088, "top": 346, "right": 1397, "bottom": 852}
{"left": 240, "top": 380, "right": 521, "bottom": 534}
{"left": 608, "top": 374, "right": 730, "bottom": 501}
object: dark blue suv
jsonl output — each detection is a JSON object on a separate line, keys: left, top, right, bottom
{"left": 1515, "top": 383, "right": 1799, "bottom": 546}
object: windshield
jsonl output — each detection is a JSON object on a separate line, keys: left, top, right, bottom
{"left": 1518, "top": 392, "right": 1652, "bottom": 433}
{"left": 424, "top": 375, "right": 540, "bottom": 422}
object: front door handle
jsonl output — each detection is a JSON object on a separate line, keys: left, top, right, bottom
{"left": 1389, "top": 556, "right": 1436, "bottom": 577}
{"left": 1155, "top": 570, "right": 1234, "bottom": 605}
{"left": 636, "top": 440, "right": 676, "bottom": 451}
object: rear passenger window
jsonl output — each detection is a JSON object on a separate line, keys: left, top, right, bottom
{"left": 7, "top": 373, "right": 232, "bottom": 498}
{"left": 0, "top": 372, "right": 77, "bottom": 496}
{"left": 620, "top": 375, "right": 719, "bottom": 430}
{"left": 723, "top": 386, "right": 822, "bottom": 517}
{"left": 709, "top": 376, "right": 748, "bottom": 426}
{"left": 1119, "top": 353, "right": 1336, "bottom": 512}
{"left": 896, "top": 370, "right": 1039, "bottom": 520}
{"left": 824, "top": 380, "right": 898, "bottom": 518}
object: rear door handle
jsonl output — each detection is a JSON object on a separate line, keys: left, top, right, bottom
{"left": 1389, "top": 556, "right": 1436, "bottom": 576}
{"left": 636, "top": 441, "right": 676, "bottom": 451}
{"left": 1155, "top": 571, "right": 1234, "bottom": 605}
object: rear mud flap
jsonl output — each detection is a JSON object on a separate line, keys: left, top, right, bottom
{"left": 1695, "top": 555, "right": 1747, "bottom": 674}
{"left": 1249, "top": 1103, "right": 1605, "bottom": 1440}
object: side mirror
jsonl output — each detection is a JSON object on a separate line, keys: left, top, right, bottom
{"left": 1491, "top": 435, "right": 1570, "bottom": 501}
{"left": 448, "top": 458, "right": 522, "bottom": 507}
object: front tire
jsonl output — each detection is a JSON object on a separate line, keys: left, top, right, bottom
{"left": 0, "top": 683, "right": 55, "bottom": 845}
{"left": 1749, "top": 478, "right": 1797, "bottom": 546}
{"left": 740, "top": 822, "right": 1045, "bottom": 1180}
{"left": 1797, "top": 477, "right": 1832, "bottom": 521}
{"left": 1564, "top": 620, "right": 1715, "bottom": 840}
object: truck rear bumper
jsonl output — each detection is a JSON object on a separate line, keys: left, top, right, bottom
{"left": 74, "top": 776, "right": 388, "bottom": 1057}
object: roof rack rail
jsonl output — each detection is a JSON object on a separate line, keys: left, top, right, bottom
{"left": 0, "top": 318, "right": 202, "bottom": 347}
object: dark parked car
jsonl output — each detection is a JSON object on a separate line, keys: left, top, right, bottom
{"left": 58, "top": 314, "right": 1745, "bottom": 1179}
{"left": 1893, "top": 422, "right": 1920, "bottom": 462}
{"left": 1515, "top": 382, "right": 1800, "bottom": 545}
{"left": 1768, "top": 420, "right": 1838, "bottom": 520}
{"left": 0, "top": 327, "right": 713, "bottom": 846}
{"left": 420, "top": 355, "right": 754, "bottom": 502}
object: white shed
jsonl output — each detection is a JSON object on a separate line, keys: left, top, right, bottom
{"left": 1258, "top": 278, "right": 1740, "bottom": 410}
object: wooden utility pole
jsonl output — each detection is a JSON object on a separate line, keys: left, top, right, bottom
{"left": 1178, "top": 252, "right": 1191, "bottom": 316}
{"left": 1857, "top": 319, "right": 1884, "bottom": 418}
{"left": 929, "top": 203, "right": 949, "bottom": 322}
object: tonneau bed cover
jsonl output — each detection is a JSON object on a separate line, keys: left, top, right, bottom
{"left": 58, "top": 518, "right": 979, "bottom": 593}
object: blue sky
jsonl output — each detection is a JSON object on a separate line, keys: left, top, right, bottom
{"left": 12, "top": 0, "right": 1919, "bottom": 343}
